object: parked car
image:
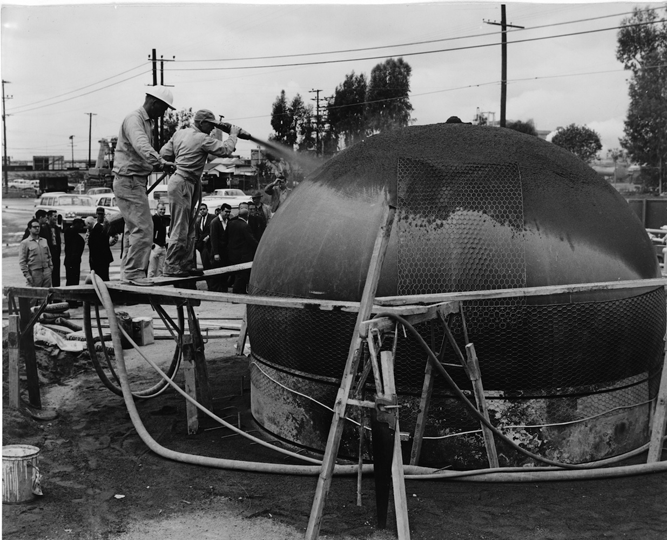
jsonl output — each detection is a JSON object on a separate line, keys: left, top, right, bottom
{"left": 34, "top": 192, "right": 118, "bottom": 228}
{"left": 201, "top": 188, "right": 252, "bottom": 213}
{"left": 95, "top": 194, "right": 121, "bottom": 217}
{"left": 87, "top": 187, "right": 114, "bottom": 205}
{"left": 8, "top": 179, "right": 39, "bottom": 195}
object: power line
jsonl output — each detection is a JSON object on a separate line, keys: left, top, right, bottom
{"left": 8, "top": 63, "right": 147, "bottom": 112}
{"left": 174, "top": 9, "right": 647, "bottom": 64}
{"left": 8, "top": 69, "right": 151, "bottom": 115}
{"left": 168, "top": 19, "right": 664, "bottom": 72}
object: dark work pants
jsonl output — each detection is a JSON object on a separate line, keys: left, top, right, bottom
{"left": 91, "top": 264, "right": 110, "bottom": 282}
{"left": 65, "top": 263, "right": 81, "bottom": 286}
{"left": 232, "top": 269, "right": 251, "bottom": 294}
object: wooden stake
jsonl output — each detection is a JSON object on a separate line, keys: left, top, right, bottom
{"left": 18, "top": 297, "right": 41, "bottom": 408}
{"left": 8, "top": 315, "right": 20, "bottom": 409}
{"left": 382, "top": 351, "right": 410, "bottom": 540}
{"left": 305, "top": 200, "right": 395, "bottom": 540}
{"left": 464, "top": 343, "right": 499, "bottom": 468}
{"left": 236, "top": 306, "right": 248, "bottom": 354}
{"left": 182, "top": 336, "right": 198, "bottom": 435}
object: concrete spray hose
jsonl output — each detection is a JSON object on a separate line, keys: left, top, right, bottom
{"left": 90, "top": 273, "right": 667, "bottom": 480}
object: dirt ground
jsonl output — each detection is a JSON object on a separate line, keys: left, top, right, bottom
{"left": 2, "top": 303, "right": 667, "bottom": 540}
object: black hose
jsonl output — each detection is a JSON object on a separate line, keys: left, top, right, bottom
{"left": 82, "top": 299, "right": 184, "bottom": 398}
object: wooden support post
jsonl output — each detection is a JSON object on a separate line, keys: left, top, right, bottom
{"left": 381, "top": 351, "right": 410, "bottom": 540}
{"left": 8, "top": 315, "right": 21, "bottom": 409}
{"left": 236, "top": 306, "right": 248, "bottom": 354}
{"left": 18, "top": 296, "right": 41, "bottom": 408}
{"left": 647, "top": 342, "right": 667, "bottom": 462}
{"left": 182, "top": 336, "right": 199, "bottom": 435}
{"left": 305, "top": 201, "right": 395, "bottom": 540}
{"left": 410, "top": 360, "right": 434, "bottom": 466}
{"left": 464, "top": 343, "right": 499, "bottom": 469}
{"left": 186, "top": 301, "right": 212, "bottom": 411}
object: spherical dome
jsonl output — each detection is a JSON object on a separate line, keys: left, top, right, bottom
{"left": 247, "top": 124, "right": 664, "bottom": 468}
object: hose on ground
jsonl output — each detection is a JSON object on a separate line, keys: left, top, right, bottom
{"left": 82, "top": 298, "right": 184, "bottom": 398}
{"left": 90, "top": 273, "right": 667, "bottom": 480}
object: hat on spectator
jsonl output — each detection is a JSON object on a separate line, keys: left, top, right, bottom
{"left": 252, "top": 191, "right": 262, "bottom": 199}
{"left": 96, "top": 207, "right": 105, "bottom": 214}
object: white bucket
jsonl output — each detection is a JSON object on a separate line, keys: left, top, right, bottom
{"left": 2, "top": 445, "right": 42, "bottom": 504}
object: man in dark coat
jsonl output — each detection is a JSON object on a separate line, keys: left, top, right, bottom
{"left": 194, "top": 202, "right": 215, "bottom": 286}
{"left": 86, "top": 214, "right": 114, "bottom": 281}
{"left": 47, "top": 210, "right": 62, "bottom": 286}
{"left": 64, "top": 218, "right": 86, "bottom": 286}
{"left": 209, "top": 203, "right": 232, "bottom": 292}
{"left": 248, "top": 191, "right": 270, "bottom": 241}
{"left": 226, "top": 202, "right": 258, "bottom": 294}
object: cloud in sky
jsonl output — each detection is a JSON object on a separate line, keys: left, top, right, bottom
{"left": 0, "top": 1, "right": 658, "bottom": 161}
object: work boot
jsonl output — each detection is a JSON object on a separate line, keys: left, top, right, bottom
{"left": 122, "top": 278, "right": 154, "bottom": 287}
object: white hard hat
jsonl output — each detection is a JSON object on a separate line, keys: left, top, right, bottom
{"left": 145, "top": 85, "right": 175, "bottom": 110}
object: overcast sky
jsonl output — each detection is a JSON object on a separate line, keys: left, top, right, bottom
{"left": 1, "top": 0, "right": 663, "bottom": 162}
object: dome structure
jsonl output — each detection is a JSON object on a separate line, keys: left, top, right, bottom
{"left": 247, "top": 124, "right": 664, "bottom": 468}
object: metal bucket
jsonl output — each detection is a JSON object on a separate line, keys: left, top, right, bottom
{"left": 2, "top": 445, "right": 42, "bottom": 504}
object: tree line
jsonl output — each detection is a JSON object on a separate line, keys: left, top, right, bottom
{"left": 269, "top": 57, "right": 414, "bottom": 156}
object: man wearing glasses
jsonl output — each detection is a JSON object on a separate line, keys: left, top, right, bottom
{"left": 19, "top": 219, "right": 53, "bottom": 288}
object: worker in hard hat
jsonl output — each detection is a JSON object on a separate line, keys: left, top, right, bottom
{"left": 159, "top": 109, "right": 241, "bottom": 278}
{"left": 112, "top": 85, "right": 176, "bottom": 286}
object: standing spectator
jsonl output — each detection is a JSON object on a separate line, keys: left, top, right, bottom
{"left": 194, "top": 203, "right": 215, "bottom": 281}
{"left": 209, "top": 203, "right": 232, "bottom": 292}
{"left": 226, "top": 202, "right": 258, "bottom": 294}
{"left": 264, "top": 174, "right": 291, "bottom": 214}
{"left": 22, "top": 209, "right": 50, "bottom": 243}
{"left": 64, "top": 218, "right": 86, "bottom": 286}
{"left": 159, "top": 109, "right": 240, "bottom": 278}
{"left": 248, "top": 191, "right": 271, "bottom": 241}
{"left": 148, "top": 202, "right": 169, "bottom": 278}
{"left": 47, "top": 210, "right": 62, "bottom": 287}
{"left": 112, "top": 86, "right": 175, "bottom": 286}
{"left": 19, "top": 219, "right": 52, "bottom": 288}
{"left": 86, "top": 214, "right": 114, "bottom": 282}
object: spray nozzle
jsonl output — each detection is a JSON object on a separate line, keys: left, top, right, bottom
{"left": 215, "top": 122, "right": 252, "bottom": 141}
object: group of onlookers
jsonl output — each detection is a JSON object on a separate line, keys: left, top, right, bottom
{"left": 19, "top": 207, "right": 118, "bottom": 291}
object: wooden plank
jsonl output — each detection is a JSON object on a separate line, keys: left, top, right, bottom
{"left": 374, "top": 277, "right": 667, "bottom": 306}
{"left": 647, "top": 342, "right": 667, "bottom": 463}
{"left": 7, "top": 315, "right": 20, "bottom": 410}
{"left": 305, "top": 200, "right": 395, "bottom": 540}
{"left": 18, "top": 297, "right": 41, "bottom": 409}
{"left": 182, "top": 336, "right": 199, "bottom": 435}
{"left": 465, "top": 343, "right": 499, "bottom": 469}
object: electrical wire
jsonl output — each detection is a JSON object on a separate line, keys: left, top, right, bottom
{"left": 174, "top": 9, "right": 651, "bottom": 64}
{"left": 7, "top": 69, "right": 151, "bottom": 116}
{"left": 169, "top": 19, "right": 665, "bottom": 72}
{"left": 8, "top": 63, "right": 148, "bottom": 113}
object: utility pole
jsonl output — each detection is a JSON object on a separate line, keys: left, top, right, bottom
{"left": 310, "top": 89, "right": 323, "bottom": 156}
{"left": 148, "top": 49, "right": 175, "bottom": 150}
{"left": 484, "top": 5, "right": 524, "bottom": 127}
{"left": 69, "top": 135, "right": 74, "bottom": 169}
{"left": 85, "top": 112, "right": 96, "bottom": 168}
{"left": 2, "top": 80, "right": 12, "bottom": 195}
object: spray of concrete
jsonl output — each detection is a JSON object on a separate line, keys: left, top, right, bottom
{"left": 216, "top": 122, "right": 325, "bottom": 179}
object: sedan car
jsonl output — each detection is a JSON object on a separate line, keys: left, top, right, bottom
{"left": 201, "top": 189, "right": 252, "bottom": 213}
{"left": 87, "top": 187, "right": 114, "bottom": 205}
{"left": 34, "top": 192, "right": 118, "bottom": 228}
